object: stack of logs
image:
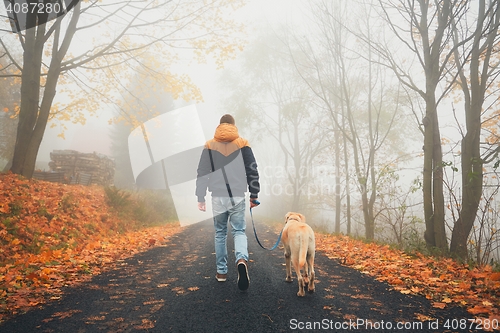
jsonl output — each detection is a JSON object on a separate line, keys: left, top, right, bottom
{"left": 48, "top": 150, "right": 115, "bottom": 186}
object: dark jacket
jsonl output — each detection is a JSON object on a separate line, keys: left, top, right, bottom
{"left": 196, "top": 123, "right": 260, "bottom": 202}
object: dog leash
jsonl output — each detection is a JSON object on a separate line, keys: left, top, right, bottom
{"left": 250, "top": 200, "right": 283, "bottom": 251}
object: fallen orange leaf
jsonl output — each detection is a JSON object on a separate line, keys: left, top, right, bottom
{"left": 482, "top": 300, "right": 493, "bottom": 307}
{"left": 442, "top": 297, "right": 452, "bottom": 304}
{"left": 490, "top": 272, "right": 500, "bottom": 281}
{"left": 432, "top": 302, "right": 446, "bottom": 309}
{"left": 415, "top": 313, "right": 435, "bottom": 321}
{"left": 468, "top": 306, "right": 490, "bottom": 315}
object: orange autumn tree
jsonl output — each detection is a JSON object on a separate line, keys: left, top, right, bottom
{"left": 110, "top": 52, "right": 204, "bottom": 130}
{"left": 109, "top": 52, "right": 199, "bottom": 188}
{"left": 0, "top": 0, "right": 245, "bottom": 178}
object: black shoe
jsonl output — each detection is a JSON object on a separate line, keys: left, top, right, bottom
{"left": 237, "top": 259, "right": 249, "bottom": 291}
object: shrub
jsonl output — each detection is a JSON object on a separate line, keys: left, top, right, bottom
{"left": 104, "top": 187, "right": 177, "bottom": 229}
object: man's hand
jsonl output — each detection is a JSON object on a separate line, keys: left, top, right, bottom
{"left": 250, "top": 198, "right": 260, "bottom": 209}
{"left": 198, "top": 202, "right": 206, "bottom": 212}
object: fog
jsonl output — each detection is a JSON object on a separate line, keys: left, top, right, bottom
{"left": 1, "top": 0, "right": 499, "bottom": 262}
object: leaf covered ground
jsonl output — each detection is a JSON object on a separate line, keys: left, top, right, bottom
{"left": 1, "top": 172, "right": 499, "bottom": 328}
{"left": 0, "top": 173, "right": 181, "bottom": 322}
{"left": 317, "top": 234, "right": 500, "bottom": 325}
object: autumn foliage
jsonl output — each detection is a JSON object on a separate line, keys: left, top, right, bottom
{"left": 317, "top": 234, "right": 500, "bottom": 323}
{"left": 0, "top": 173, "right": 181, "bottom": 321}
{"left": 2, "top": 171, "right": 500, "bottom": 325}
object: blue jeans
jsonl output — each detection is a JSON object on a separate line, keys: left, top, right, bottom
{"left": 212, "top": 197, "right": 248, "bottom": 274}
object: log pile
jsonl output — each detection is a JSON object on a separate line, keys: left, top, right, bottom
{"left": 48, "top": 150, "right": 115, "bottom": 186}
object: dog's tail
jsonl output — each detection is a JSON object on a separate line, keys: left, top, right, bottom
{"left": 298, "top": 234, "right": 308, "bottom": 270}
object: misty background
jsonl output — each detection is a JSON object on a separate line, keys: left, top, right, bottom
{"left": 1, "top": 0, "right": 499, "bottom": 264}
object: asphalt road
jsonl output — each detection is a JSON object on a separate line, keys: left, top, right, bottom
{"left": 1, "top": 219, "right": 477, "bottom": 333}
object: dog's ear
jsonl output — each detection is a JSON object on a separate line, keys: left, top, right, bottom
{"left": 299, "top": 213, "right": 306, "bottom": 223}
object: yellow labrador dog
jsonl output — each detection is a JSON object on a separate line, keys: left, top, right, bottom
{"left": 282, "top": 212, "right": 315, "bottom": 296}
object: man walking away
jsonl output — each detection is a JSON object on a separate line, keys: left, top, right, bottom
{"left": 196, "top": 114, "right": 260, "bottom": 291}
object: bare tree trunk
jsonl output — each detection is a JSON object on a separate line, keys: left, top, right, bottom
{"left": 451, "top": 114, "right": 483, "bottom": 259}
{"left": 10, "top": 14, "right": 45, "bottom": 178}
{"left": 361, "top": 189, "right": 374, "bottom": 239}
{"left": 450, "top": 0, "right": 500, "bottom": 260}
{"left": 431, "top": 104, "right": 447, "bottom": 250}
{"left": 366, "top": 25, "right": 376, "bottom": 240}
{"left": 334, "top": 123, "right": 341, "bottom": 233}
{"left": 421, "top": 79, "right": 447, "bottom": 252}
{"left": 422, "top": 110, "right": 435, "bottom": 246}
{"left": 344, "top": 125, "right": 352, "bottom": 235}
{"left": 291, "top": 118, "right": 302, "bottom": 211}
{"left": 10, "top": 5, "right": 80, "bottom": 178}
{"left": 423, "top": 0, "right": 448, "bottom": 252}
